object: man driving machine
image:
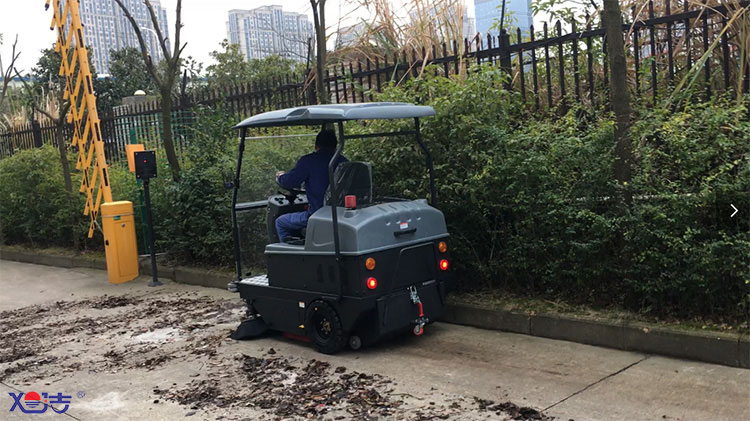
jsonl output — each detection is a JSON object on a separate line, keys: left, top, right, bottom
{"left": 275, "top": 129, "right": 347, "bottom": 242}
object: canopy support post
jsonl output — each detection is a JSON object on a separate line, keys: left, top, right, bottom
{"left": 232, "top": 128, "right": 247, "bottom": 283}
{"left": 330, "top": 122, "right": 346, "bottom": 300}
{"left": 415, "top": 118, "right": 436, "bottom": 206}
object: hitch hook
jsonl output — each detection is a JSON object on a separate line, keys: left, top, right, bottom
{"left": 408, "top": 286, "right": 427, "bottom": 335}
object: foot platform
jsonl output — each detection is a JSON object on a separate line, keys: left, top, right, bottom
{"left": 239, "top": 274, "right": 269, "bottom": 287}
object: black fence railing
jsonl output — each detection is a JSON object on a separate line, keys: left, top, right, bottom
{"left": 2, "top": 1, "right": 748, "bottom": 162}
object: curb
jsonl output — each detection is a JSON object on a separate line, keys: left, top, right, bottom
{"left": 2, "top": 248, "right": 747, "bottom": 369}
{"left": 0, "top": 247, "right": 231, "bottom": 293}
{"left": 1, "top": 249, "right": 75, "bottom": 268}
{"left": 443, "top": 303, "right": 749, "bottom": 369}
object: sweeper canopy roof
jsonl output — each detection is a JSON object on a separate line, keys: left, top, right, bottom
{"left": 233, "top": 102, "right": 436, "bottom": 129}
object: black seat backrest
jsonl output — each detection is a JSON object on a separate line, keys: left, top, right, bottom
{"left": 326, "top": 161, "right": 373, "bottom": 207}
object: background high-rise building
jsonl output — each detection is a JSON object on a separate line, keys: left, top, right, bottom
{"left": 474, "top": 0, "right": 532, "bottom": 36}
{"left": 74, "top": 0, "right": 170, "bottom": 75}
{"left": 227, "top": 6, "right": 314, "bottom": 63}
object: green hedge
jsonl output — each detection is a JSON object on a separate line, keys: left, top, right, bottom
{"left": 0, "top": 146, "right": 89, "bottom": 247}
{"left": 1, "top": 70, "right": 748, "bottom": 321}
{"left": 344, "top": 68, "right": 749, "bottom": 320}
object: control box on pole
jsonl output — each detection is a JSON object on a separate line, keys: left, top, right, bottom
{"left": 134, "top": 150, "right": 161, "bottom": 287}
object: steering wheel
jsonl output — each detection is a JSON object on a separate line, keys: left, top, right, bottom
{"left": 276, "top": 178, "right": 305, "bottom": 202}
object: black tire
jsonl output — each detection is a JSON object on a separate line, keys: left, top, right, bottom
{"left": 348, "top": 335, "right": 362, "bottom": 350}
{"left": 306, "top": 300, "right": 346, "bottom": 354}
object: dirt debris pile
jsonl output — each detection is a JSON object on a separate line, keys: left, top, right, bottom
{"left": 474, "top": 397, "right": 553, "bottom": 420}
{"left": 0, "top": 292, "right": 243, "bottom": 379}
{"left": 89, "top": 295, "right": 139, "bottom": 309}
{"left": 158, "top": 354, "right": 402, "bottom": 419}
{"left": 157, "top": 353, "right": 554, "bottom": 420}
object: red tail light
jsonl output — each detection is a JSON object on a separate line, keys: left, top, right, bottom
{"left": 366, "top": 277, "right": 377, "bottom": 289}
{"left": 439, "top": 259, "right": 449, "bottom": 271}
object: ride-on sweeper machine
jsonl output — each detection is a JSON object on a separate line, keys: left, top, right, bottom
{"left": 229, "top": 103, "right": 454, "bottom": 354}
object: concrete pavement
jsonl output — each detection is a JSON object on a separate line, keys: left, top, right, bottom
{"left": 1, "top": 260, "right": 748, "bottom": 420}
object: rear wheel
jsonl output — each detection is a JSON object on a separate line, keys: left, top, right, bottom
{"left": 306, "top": 301, "right": 346, "bottom": 354}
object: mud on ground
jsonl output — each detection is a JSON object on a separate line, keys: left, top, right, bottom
{"left": 0, "top": 291, "right": 552, "bottom": 420}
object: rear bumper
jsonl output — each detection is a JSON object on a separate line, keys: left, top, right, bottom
{"left": 237, "top": 278, "right": 450, "bottom": 343}
{"left": 371, "top": 279, "right": 446, "bottom": 337}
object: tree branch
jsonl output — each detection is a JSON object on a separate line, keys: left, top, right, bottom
{"left": 13, "top": 68, "right": 69, "bottom": 124}
{"left": 0, "top": 35, "right": 21, "bottom": 109}
{"left": 143, "top": 0, "right": 171, "bottom": 61}
{"left": 267, "top": 25, "right": 311, "bottom": 51}
{"left": 33, "top": 103, "right": 59, "bottom": 122}
{"left": 113, "top": 0, "right": 163, "bottom": 86}
{"left": 172, "top": 0, "right": 183, "bottom": 63}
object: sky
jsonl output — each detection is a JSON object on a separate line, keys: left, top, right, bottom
{"left": 1, "top": 0, "right": 394, "bottom": 74}
{"left": 0, "top": 0, "right": 482, "bottom": 75}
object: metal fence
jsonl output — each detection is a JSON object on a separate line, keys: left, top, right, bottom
{"left": 2, "top": 1, "right": 748, "bottom": 162}
{"left": 322, "top": 0, "right": 749, "bottom": 111}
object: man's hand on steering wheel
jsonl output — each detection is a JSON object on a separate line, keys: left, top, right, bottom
{"left": 276, "top": 173, "right": 305, "bottom": 201}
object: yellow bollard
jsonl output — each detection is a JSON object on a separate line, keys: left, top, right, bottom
{"left": 101, "top": 201, "right": 139, "bottom": 284}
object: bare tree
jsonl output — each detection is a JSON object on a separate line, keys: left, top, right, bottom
{"left": 0, "top": 35, "right": 21, "bottom": 109}
{"left": 602, "top": 0, "right": 632, "bottom": 200}
{"left": 114, "top": 0, "right": 186, "bottom": 181}
{"left": 310, "top": 0, "right": 328, "bottom": 104}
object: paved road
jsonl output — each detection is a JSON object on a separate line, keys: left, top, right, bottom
{"left": 1, "top": 260, "right": 748, "bottom": 420}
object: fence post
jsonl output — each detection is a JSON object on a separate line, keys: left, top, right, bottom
{"left": 306, "top": 69, "right": 317, "bottom": 105}
{"left": 31, "top": 119, "right": 43, "bottom": 148}
{"left": 499, "top": 29, "right": 512, "bottom": 90}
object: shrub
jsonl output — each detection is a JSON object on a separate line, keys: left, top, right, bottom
{"left": 624, "top": 100, "right": 750, "bottom": 318}
{"left": 0, "top": 146, "right": 85, "bottom": 247}
{"left": 346, "top": 68, "right": 749, "bottom": 320}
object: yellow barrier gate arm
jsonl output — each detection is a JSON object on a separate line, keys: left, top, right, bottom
{"left": 48, "top": 0, "right": 112, "bottom": 238}
{"left": 46, "top": 0, "right": 139, "bottom": 284}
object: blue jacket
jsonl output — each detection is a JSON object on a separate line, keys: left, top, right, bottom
{"left": 278, "top": 148, "right": 347, "bottom": 214}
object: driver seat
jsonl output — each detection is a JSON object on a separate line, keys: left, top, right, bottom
{"left": 325, "top": 161, "right": 373, "bottom": 207}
